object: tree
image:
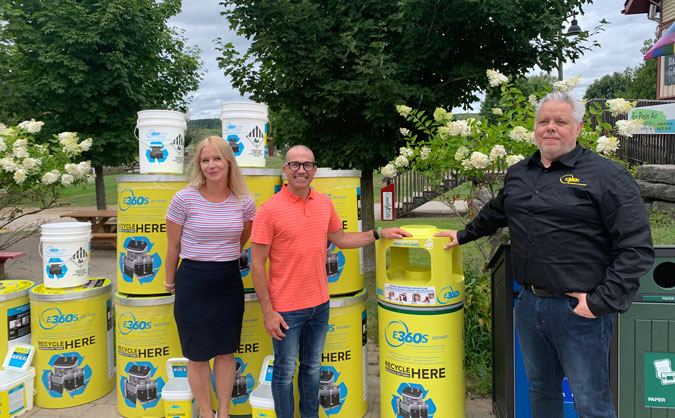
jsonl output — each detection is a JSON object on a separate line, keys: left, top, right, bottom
{"left": 0, "top": 0, "right": 203, "bottom": 208}
{"left": 583, "top": 72, "right": 633, "bottom": 100}
{"left": 480, "top": 73, "right": 557, "bottom": 124}
{"left": 217, "top": 0, "right": 597, "bottom": 269}
{"left": 584, "top": 38, "right": 657, "bottom": 100}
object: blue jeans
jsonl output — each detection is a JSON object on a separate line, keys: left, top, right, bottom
{"left": 515, "top": 289, "right": 615, "bottom": 418}
{"left": 272, "top": 301, "right": 329, "bottom": 418}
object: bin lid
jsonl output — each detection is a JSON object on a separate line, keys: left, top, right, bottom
{"left": 2, "top": 344, "right": 34, "bottom": 372}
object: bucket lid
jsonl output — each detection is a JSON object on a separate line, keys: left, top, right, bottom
{"left": 241, "top": 168, "right": 282, "bottom": 177}
{"left": 221, "top": 102, "right": 268, "bottom": 113}
{"left": 249, "top": 383, "right": 275, "bottom": 409}
{"left": 41, "top": 221, "right": 91, "bottom": 231}
{"left": 314, "top": 169, "right": 362, "bottom": 178}
{"left": 0, "top": 367, "right": 35, "bottom": 391}
{"left": 29, "top": 278, "right": 111, "bottom": 301}
{"left": 329, "top": 288, "right": 367, "bottom": 308}
{"left": 399, "top": 224, "right": 439, "bottom": 237}
{"left": 115, "top": 291, "right": 174, "bottom": 306}
{"left": 137, "top": 109, "right": 187, "bottom": 120}
{"left": 3, "top": 344, "right": 34, "bottom": 372}
{"left": 378, "top": 299, "right": 463, "bottom": 313}
{"left": 0, "top": 280, "right": 33, "bottom": 302}
{"left": 117, "top": 174, "right": 188, "bottom": 183}
{"left": 162, "top": 379, "right": 193, "bottom": 401}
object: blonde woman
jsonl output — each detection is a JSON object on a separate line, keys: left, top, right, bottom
{"left": 165, "top": 136, "right": 255, "bottom": 418}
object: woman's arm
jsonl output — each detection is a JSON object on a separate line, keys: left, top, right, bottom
{"left": 165, "top": 219, "right": 183, "bottom": 293}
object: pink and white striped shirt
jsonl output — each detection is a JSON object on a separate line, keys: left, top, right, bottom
{"left": 166, "top": 188, "right": 256, "bottom": 262}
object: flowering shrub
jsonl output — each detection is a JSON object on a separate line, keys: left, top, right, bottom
{"left": 383, "top": 70, "right": 644, "bottom": 262}
{"left": 0, "top": 120, "right": 94, "bottom": 251}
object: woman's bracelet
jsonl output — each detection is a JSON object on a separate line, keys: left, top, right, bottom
{"left": 164, "top": 281, "right": 175, "bottom": 288}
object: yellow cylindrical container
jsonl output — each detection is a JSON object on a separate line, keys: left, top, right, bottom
{"left": 378, "top": 300, "right": 465, "bottom": 418}
{"left": 0, "top": 280, "right": 33, "bottom": 362}
{"left": 240, "top": 169, "right": 282, "bottom": 291}
{"left": 117, "top": 175, "right": 187, "bottom": 295}
{"left": 29, "top": 278, "right": 114, "bottom": 408}
{"left": 217, "top": 292, "right": 274, "bottom": 416}
{"left": 311, "top": 170, "right": 363, "bottom": 296}
{"left": 319, "top": 289, "right": 368, "bottom": 418}
{"left": 376, "top": 224, "right": 464, "bottom": 307}
{"left": 115, "top": 292, "right": 182, "bottom": 418}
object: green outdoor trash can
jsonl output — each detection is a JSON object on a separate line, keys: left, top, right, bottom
{"left": 619, "top": 245, "right": 675, "bottom": 416}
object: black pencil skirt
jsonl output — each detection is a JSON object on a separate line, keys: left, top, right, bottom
{"left": 173, "top": 259, "right": 244, "bottom": 361}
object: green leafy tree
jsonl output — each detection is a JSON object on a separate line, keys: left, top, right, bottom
{"left": 0, "top": 0, "right": 203, "bottom": 208}
{"left": 217, "top": 0, "right": 598, "bottom": 268}
{"left": 583, "top": 72, "right": 633, "bottom": 100}
{"left": 480, "top": 73, "right": 557, "bottom": 124}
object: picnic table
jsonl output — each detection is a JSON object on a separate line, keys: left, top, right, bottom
{"left": 60, "top": 209, "right": 117, "bottom": 249}
{"left": 0, "top": 252, "right": 25, "bottom": 277}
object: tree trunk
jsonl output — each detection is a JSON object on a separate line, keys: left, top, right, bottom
{"left": 95, "top": 166, "right": 107, "bottom": 209}
{"left": 360, "top": 167, "right": 375, "bottom": 273}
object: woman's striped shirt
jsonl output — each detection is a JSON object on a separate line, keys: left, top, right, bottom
{"left": 166, "top": 188, "right": 256, "bottom": 262}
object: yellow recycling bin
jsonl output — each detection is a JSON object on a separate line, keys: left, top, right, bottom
{"left": 376, "top": 224, "right": 463, "bottom": 307}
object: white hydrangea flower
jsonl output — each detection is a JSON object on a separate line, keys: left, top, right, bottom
{"left": 486, "top": 69, "right": 508, "bottom": 87}
{"left": 394, "top": 155, "right": 409, "bottom": 168}
{"left": 65, "top": 163, "right": 80, "bottom": 177}
{"left": 12, "top": 146, "right": 28, "bottom": 158}
{"left": 0, "top": 158, "right": 18, "bottom": 172}
{"left": 420, "top": 146, "right": 431, "bottom": 160}
{"left": 489, "top": 145, "right": 506, "bottom": 161}
{"left": 455, "top": 146, "right": 469, "bottom": 161}
{"left": 86, "top": 174, "right": 96, "bottom": 183}
{"left": 381, "top": 163, "right": 397, "bottom": 178}
{"left": 509, "top": 126, "right": 531, "bottom": 142}
{"left": 447, "top": 120, "right": 471, "bottom": 137}
{"left": 506, "top": 154, "right": 525, "bottom": 166}
{"left": 433, "top": 107, "right": 451, "bottom": 122}
{"left": 399, "top": 128, "right": 410, "bottom": 137}
{"left": 59, "top": 132, "right": 81, "bottom": 154}
{"left": 461, "top": 159, "right": 472, "bottom": 169}
{"left": 0, "top": 139, "right": 5, "bottom": 152}
{"left": 58, "top": 132, "right": 77, "bottom": 142}
{"left": 528, "top": 95, "right": 538, "bottom": 107}
{"left": 13, "top": 169, "right": 26, "bottom": 184}
{"left": 21, "top": 158, "right": 39, "bottom": 170}
{"left": 470, "top": 151, "right": 490, "bottom": 169}
{"left": 79, "top": 138, "right": 92, "bottom": 152}
{"left": 606, "top": 98, "right": 637, "bottom": 117}
{"left": 41, "top": 171, "right": 60, "bottom": 185}
{"left": 0, "top": 124, "right": 8, "bottom": 136}
{"left": 553, "top": 75, "right": 581, "bottom": 92}
{"left": 491, "top": 107, "right": 503, "bottom": 116}
{"left": 615, "top": 119, "right": 644, "bottom": 137}
{"left": 399, "top": 147, "right": 413, "bottom": 158}
{"left": 60, "top": 174, "right": 74, "bottom": 186}
{"left": 13, "top": 138, "right": 27, "bottom": 148}
{"left": 17, "top": 119, "right": 44, "bottom": 133}
{"left": 77, "top": 161, "right": 92, "bottom": 176}
{"left": 595, "top": 136, "right": 619, "bottom": 155}
{"left": 396, "top": 105, "right": 412, "bottom": 117}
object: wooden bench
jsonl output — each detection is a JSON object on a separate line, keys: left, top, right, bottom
{"left": 0, "top": 252, "right": 25, "bottom": 278}
{"left": 92, "top": 233, "right": 117, "bottom": 249}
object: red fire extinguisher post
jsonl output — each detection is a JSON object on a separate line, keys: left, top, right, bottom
{"left": 380, "top": 183, "right": 395, "bottom": 221}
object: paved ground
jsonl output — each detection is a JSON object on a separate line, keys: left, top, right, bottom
{"left": 2, "top": 206, "right": 494, "bottom": 418}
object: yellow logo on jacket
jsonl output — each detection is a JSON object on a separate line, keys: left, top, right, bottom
{"left": 560, "top": 174, "right": 586, "bottom": 186}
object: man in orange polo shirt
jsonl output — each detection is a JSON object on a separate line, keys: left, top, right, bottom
{"left": 251, "top": 145, "right": 410, "bottom": 418}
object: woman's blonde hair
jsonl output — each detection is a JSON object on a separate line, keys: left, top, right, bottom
{"left": 187, "top": 136, "right": 250, "bottom": 198}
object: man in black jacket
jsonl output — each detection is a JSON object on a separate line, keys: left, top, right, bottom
{"left": 436, "top": 91, "right": 655, "bottom": 417}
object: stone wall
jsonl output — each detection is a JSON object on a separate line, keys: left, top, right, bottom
{"left": 637, "top": 165, "right": 675, "bottom": 211}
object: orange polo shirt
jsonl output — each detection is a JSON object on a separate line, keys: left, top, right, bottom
{"left": 251, "top": 185, "right": 343, "bottom": 312}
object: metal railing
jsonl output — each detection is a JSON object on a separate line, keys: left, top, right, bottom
{"left": 389, "top": 169, "right": 461, "bottom": 218}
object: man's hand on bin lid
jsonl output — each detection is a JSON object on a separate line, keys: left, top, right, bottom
{"left": 433, "top": 230, "right": 459, "bottom": 250}
{"left": 381, "top": 227, "right": 412, "bottom": 239}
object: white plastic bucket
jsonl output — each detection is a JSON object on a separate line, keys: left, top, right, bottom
{"left": 136, "top": 110, "right": 186, "bottom": 174}
{"left": 40, "top": 222, "right": 91, "bottom": 288}
{"left": 220, "top": 102, "right": 268, "bottom": 168}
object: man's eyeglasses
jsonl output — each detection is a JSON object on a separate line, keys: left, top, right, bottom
{"left": 286, "top": 161, "right": 316, "bottom": 171}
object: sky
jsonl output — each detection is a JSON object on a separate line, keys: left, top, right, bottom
{"left": 169, "top": 1, "right": 659, "bottom": 120}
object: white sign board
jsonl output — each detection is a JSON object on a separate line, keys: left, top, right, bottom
{"left": 628, "top": 103, "right": 675, "bottom": 134}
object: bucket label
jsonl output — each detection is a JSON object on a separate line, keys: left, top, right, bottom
{"left": 32, "top": 290, "right": 113, "bottom": 408}
{"left": 383, "top": 284, "right": 438, "bottom": 306}
{"left": 138, "top": 123, "right": 185, "bottom": 174}
{"left": 115, "top": 298, "right": 181, "bottom": 417}
{"left": 379, "top": 305, "right": 465, "bottom": 418}
{"left": 222, "top": 114, "right": 268, "bottom": 167}
{"left": 311, "top": 176, "right": 363, "bottom": 295}
{"left": 117, "top": 180, "right": 185, "bottom": 295}
{"left": 7, "top": 303, "right": 30, "bottom": 342}
{"left": 0, "top": 382, "right": 26, "bottom": 417}
{"left": 165, "top": 399, "right": 196, "bottom": 418}
{"left": 43, "top": 243, "right": 89, "bottom": 284}
{"left": 41, "top": 352, "right": 92, "bottom": 398}
{"left": 319, "top": 299, "right": 367, "bottom": 417}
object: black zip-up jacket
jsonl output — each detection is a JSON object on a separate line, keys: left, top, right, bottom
{"left": 458, "top": 144, "right": 655, "bottom": 316}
